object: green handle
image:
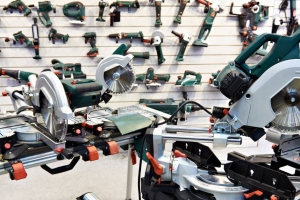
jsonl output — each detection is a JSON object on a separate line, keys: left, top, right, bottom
{"left": 136, "top": 74, "right": 146, "bottom": 81}
{"left": 154, "top": 44, "right": 165, "bottom": 64}
{"left": 176, "top": 40, "right": 188, "bottom": 61}
{"left": 184, "top": 70, "right": 197, "bottom": 76}
{"left": 128, "top": 52, "right": 150, "bottom": 59}
{"left": 155, "top": 1, "right": 162, "bottom": 26}
{"left": 0, "top": 69, "right": 37, "bottom": 82}
{"left": 174, "top": 0, "right": 187, "bottom": 23}
{"left": 38, "top": 11, "right": 52, "bottom": 27}
{"left": 235, "top": 33, "right": 281, "bottom": 72}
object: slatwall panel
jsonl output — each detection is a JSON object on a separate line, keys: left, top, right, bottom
{"left": 0, "top": 1, "right": 298, "bottom": 200}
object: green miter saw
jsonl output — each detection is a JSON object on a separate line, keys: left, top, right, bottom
{"left": 211, "top": 29, "right": 300, "bottom": 143}
{"left": 175, "top": 70, "right": 202, "bottom": 86}
{"left": 96, "top": 54, "right": 135, "bottom": 96}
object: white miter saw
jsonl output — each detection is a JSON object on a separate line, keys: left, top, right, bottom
{"left": 0, "top": 54, "right": 136, "bottom": 150}
{"left": 210, "top": 30, "right": 300, "bottom": 144}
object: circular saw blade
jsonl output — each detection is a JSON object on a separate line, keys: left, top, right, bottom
{"left": 40, "top": 94, "right": 68, "bottom": 142}
{"left": 103, "top": 64, "right": 135, "bottom": 94}
{"left": 271, "top": 79, "right": 300, "bottom": 132}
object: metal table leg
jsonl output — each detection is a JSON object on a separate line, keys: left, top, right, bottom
{"left": 125, "top": 144, "right": 134, "bottom": 200}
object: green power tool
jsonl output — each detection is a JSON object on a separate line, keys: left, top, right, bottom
{"left": 52, "top": 59, "right": 86, "bottom": 79}
{"left": 149, "top": 0, "right": 163, "bottom": 26}
{"left": 113, "top": 43, "right": 150, "bottom": 59}
{"left": 96, "top": 1, "right": 108, "bottom": 22}
{"left": 142, "top": 30, "right": 165, "bottom": 64}
{"left": 63, "top": 1, "right": 85, "bottom": 24}
{"left": 173, "top": 0, "right": 189, "bottom": 24}
{"left": 83, "top": 32, "right": 98, "bottom": 57}
{"left": 3, "top": 0, "right": 32, "bottom": 16}
{"left": 175, "top": 70, "right": 202, "bottom": 86}
{"left": 212, "top": 29, "right": 300, "bottom": 103}
{"left": 5, "top": 31, "right": 33, "bottom": 47}
{"left": 139, "top": 92, "right": 203, "bottom": 121}
{"left": 109, "top": 0, "right": 140, "bottom": 26}
{"left": 172, "top": 30, "right": 191, "bottom": 61}
{"left": 193, "top": 0, "right": 224, "bottom": 47}
{"left": 108, "top": 31, "right": 144, "bottom": 43}
{"left": 28, "top": 1, "right": 56, "bottom": 27}
{"left": 48, "top": 28, "right": 69, "bottom": 44}
{"left": 134, "top": 67, "right": 170, "bottom": 89}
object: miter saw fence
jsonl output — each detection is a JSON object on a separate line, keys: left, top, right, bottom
{"left": 210, "top": 29, "right": 300, "bottom": 143}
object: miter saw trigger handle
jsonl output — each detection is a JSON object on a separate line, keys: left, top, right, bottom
{"left": 40, "top": 155, "right": 80, "bottom": 175}
{"left": 236, "top": 33, "right": 280, "bottom": 69}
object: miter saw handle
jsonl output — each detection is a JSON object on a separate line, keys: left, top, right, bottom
{"left": 235, "top": 33, "right": 281, "bottom": 70}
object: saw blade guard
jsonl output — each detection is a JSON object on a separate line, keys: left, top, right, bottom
{"left": 33, "top": 71, "right": 73, "bottom": 141}
{"left": 96, "top": 54, "right": 136, "bottom": 95}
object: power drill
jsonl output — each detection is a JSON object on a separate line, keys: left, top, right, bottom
{"left": 3, "top": 0, "right": 32, "bottom": 16}
{"left": 83, "top": 32, "right": 98, "bottom": 57}
{"left": 135, "top": 67, "right": 170, "bottom": 89}
{"left": 48, "top": 28, "right": 69, "bottom": 44}
{"left": 5, "top": 31, "right": 33, "bottom": 47}
{"left": 96, "top": 1, "right": 108, "bottom": 22}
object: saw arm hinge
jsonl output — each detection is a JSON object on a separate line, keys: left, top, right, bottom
{"left": 9, "top": 161, "right": 27, "bottom": 180}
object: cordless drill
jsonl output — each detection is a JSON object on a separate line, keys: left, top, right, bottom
{"left": 83, "top": 32, "right": 98, "bottom": 57}
{"left": 5, "top": 31, "right": 33, "bottom": 47}
{"left": 3, "top": 0, "right": 32, "bottom": 16}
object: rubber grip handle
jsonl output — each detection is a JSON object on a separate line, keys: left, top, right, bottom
{"left": 235, "top": 33, "right": 281, "bottom": 70}
{"left": 177, "top": 41, "right": 188, "bottom": 60}
{"left": 1, "top": 69, "right": 19, "bottom": 80}
{"left": 155, "top": 44, "right": 165, "bottom": 64}
{"left": 128, "top": 52, "right": 150, "bottom": 59}
{"left": 154, "top": 74, "right": 170, "bottom": 82}
{"left": 51, "top": 59, "right": 62, "bottom": 64}
{"left": 155, "top": 1, "right": 161, "bottom": 21}
{"left": 171, "top": 30, "right": 181, "bottom": 38}
{"left": 41, "top": 156, "right": 80, "bottom": 175}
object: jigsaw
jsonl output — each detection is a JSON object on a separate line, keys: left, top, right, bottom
{"left": 172, "top": 30, "right": 191, "bottom": 61}
{"left": 142, "top": 30, "right": 165, "bottom": 64}
{"left": 134, "top": 67, "right": 170, "bottom": 89}
{"left": 48, "top": 28, "right": 69, "bottom": 44}
{"left": 28, "top": 1, "right": 56, "bottom": 27}
{"left": 63, "top": 1, "right": 85, "bottom": 25}
{"left": 3, "top": 0, "right": 32, "bottom": 16}
{"left": 175, "top": 70, "right": 202, "bottom": 86}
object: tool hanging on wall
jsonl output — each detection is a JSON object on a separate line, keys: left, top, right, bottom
{"left": 173, "top": 0, "right": 189, "bottom": 24}
{"left": 140, "top": 92, "right": 204, "bottom": 122}
{"left": 32, "top": 18, "right": 41, "bottom": 59}
{"left": 175, "top": 70, "right": 202, "bottom": 86}
{"left": 112, "top": 43, "right": 150, "bottom": 59}
{"left": 172, "top": 30, "right": 191, "bottom": 61}
{"left": 28, "top": 1, "right": 56, "bottom": 27}
{"left": 109, "top": 0, "right": 140, "bottom": 26}
{"left": 108, "top": 31, "right": 144, "bottom": 43}
{"left": 96, "top": 1, "right": 108, "bottom": 22}
{"left": 63, "top": 1, "right": 85, "bottom": 25}
{"left": 193, "top": 0, "right": 225, "bottom": 47}
{"left": 272, "top": 0, "right": 298, "bottom": 35}
{"left": 134, "top": 67, "right": 170, "bottom": 89}
{"left": 149, "top": 0, "right": 163, "bottom": 26}
{"left": 83, "top": 32, "right": 98, "bottom": 57}
{"left": 3, "top": 0, "right": 32, "bottom": 16}
{"left": 229, "top": 1, "right": 269, "bottom": 55}
{"left": 5, "top": 31, "right": 32, "bottom": 47}
{"left": 142, "top": 30, "right": 165, "bottom": 64}
{"left": 48, "top": 28, "right": 69, "bottom": 44}
{"left": 52, "top": 59, "right": 86, "bottom": 79}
